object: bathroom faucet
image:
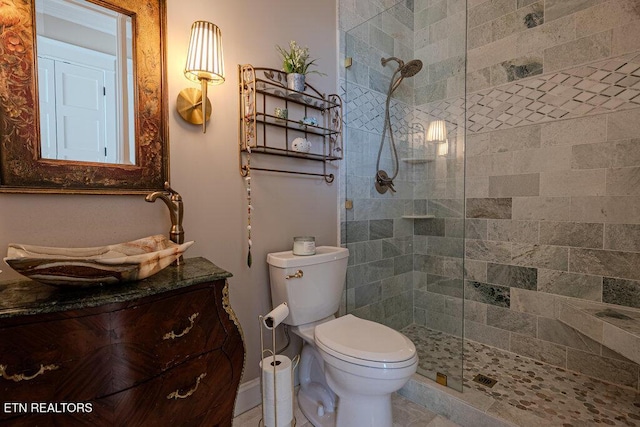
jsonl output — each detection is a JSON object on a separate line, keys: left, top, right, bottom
{"left": 145, "top": 182, "right": 185, "bottom": 265}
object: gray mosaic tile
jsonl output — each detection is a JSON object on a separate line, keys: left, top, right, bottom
{"left": 341, "top": 220, "right": 369, "bottom": 243}
{"left": 468, "top": 0, "right": 515, "bottom": 29}
{"left": 402, "top": 324, "right": 640, "bottom": 424}
{"left": 574, "top": 0, "right": 640, "bottom": 39}
{"left": 613, "top": 20, "right": 640, "bottom": 55}
{"left": 544, "top": 29, "right": 612, "bottom": 73}
{"left": 567, "top": 348, "right": 639, "bottom": 389}
{"left": 382, "top": 236, "right": 413, "bottom": 258}
{"left": 466, "top": 198, "right": 512, "bottom": 219}
{"left": 510, "top": 333, "right": 567, "bottom": 367}
{"left": 603, "top": 277, "right": 640, "bottom": 309}
{"left": 488, "top": 173, "right": 540, "bottom": 197}
{"left": 545, "top": 0, "right": 605, "bottom": 22}
{"left": 427, "top": 274, "right": 464, "bottom": 298}
{"left": 415, "top": 217, "right": 446, "bottom": 236}
{"left": 605, "top": 224, "right": 640, "bottom": 252}
{"left": 465, "top": 280, "right": 511, "bottom": 307}
{"left": 510, "top": 288, "right": 557, "bottom": 318}
{"left": 570, "top": 249, "right": 640, "bottom": 281}
{"left": 394, "top": 254, "right": 414, "bottom": 275}
{"left": 537, "top": 269, "right": 603, "bottom": 301}
{"left": 539, "top": 221, "right": 604, "bottom": 248}
{"left": 486, "top": 263, "right": 537, "bottom": 290}
{"left": 365, "top": 258, "right": 395, "bottom": 284}
{"left": 512, "top": 196, "right": 571, "bottom": 221}
{"left": 465, "top": 259, "right": 488, "bottom": 283}
{"left": 355, "top": 281, "right": 381, "bottom": 308}
{"left": 465, "top": 239, "right": 512, "bottom": 264}
{"left": 511, "top": 243, "right": 569, "bottom": 271}
{"left": 487, "top": 219, "right": 539, "bottom": 243}
{"left": 444, "top": 218, "right": 465, "bottom": 238}
{"left": 370, "top": 219, "right": 394, "bottom": 240}
{"left": 427, "top": 236, "right": 464, "bottom": 258}
{"left": 607, "top": 167, "right": 640, "bottom": 196}
{"left": 428, "top": 198, "right": 464, "bottom": 218}
{"left": 381, "top": 273, "right": 413, "bottom": 299}
{"left": 613, "top": 139, "right": 640, "bottom": 168}
{"left": 487, "top": 305, "right": 537, "bottom": 337}
{"left": 538, "top": 316, "right": 602, "bottom": 354}
{"left": 492, "top": 55, "right": 543, "bottom": 86}
{"left": 466, "top": 218, "right": 488, "bottom": 240}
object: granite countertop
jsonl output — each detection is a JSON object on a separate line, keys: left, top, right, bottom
{"left": 0, "top": 257, "right": 232, "bottom": 319}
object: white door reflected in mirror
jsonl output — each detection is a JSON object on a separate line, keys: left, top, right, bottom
{"left": 35, "top": 0, "right": 135, "bottom": 165}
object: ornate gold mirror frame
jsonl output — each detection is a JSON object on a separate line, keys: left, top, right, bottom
{"left": 0, "top": 0, "right": 169, "bottom": 194}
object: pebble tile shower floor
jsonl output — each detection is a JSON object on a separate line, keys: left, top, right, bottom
{"left": 402, "top": 324, "right": 640, "bottom": 426}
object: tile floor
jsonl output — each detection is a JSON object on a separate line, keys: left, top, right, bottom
{"left": 402, "top": 324, "right": 640, "bottom": 426}
{"left": 235, "top": 324, "right": 640, "bottom": 426}
{"left": 232, "top": 392, "right": 460, "bottom": 427}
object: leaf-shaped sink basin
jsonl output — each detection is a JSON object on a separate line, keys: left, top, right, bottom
{"left": 3, "top": 235, "right": 194, "bottom": 287}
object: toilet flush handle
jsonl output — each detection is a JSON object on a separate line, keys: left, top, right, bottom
{"left": 285, "top": 270, "right": 304, "bottom": 279}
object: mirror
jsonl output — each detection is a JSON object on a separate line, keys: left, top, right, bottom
{"left": 36, "top": 0, "right": 135, "bottom": 165}
{"left": 0, "top": 0, "right": 169, "bottom": 193}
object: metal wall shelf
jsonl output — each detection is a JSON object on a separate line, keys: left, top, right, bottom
{"left": 238, "top": 65, "right": 343, "bottom": 183}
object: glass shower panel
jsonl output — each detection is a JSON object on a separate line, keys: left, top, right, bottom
{"left": 342, "top": 0, "right": 466, "bottom": 392}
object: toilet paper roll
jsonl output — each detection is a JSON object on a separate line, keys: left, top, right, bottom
{"left": 262, "top": 303, "right": 289, "bottom": 330}
{"left": 260, "top": 355, "right": 293, "bottom": 427}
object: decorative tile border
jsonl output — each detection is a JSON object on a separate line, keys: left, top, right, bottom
{"left": 467, "top": 52, "right": 640, "bottom": 133}
{"left": 344, "top": 53, "right": 640, "bottom": 135}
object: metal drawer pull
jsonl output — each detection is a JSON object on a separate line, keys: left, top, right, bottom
{"left": 166, "top": 372, "right": 207, "bottom": 400}
{"left": 163, "top": 312, "right": 199, "bottom": 340}
{"left": 285, "top": 270, "right": 304, "bottom": 279}
{"left": 0, "top": 363, "right": 59, "bottom": 382}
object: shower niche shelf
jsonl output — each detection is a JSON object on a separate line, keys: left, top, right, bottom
{"left": 238, "top": 65, "right": 343, "bottom": 183}
{"left": 401, "top": 157, "right": 435, "bottom": 164}
{"left": 401, "top": 215, "right": 435, "bottom": 219}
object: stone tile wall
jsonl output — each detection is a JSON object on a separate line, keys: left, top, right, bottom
{"left": 460, "top": 0, "right": 640, "bottom": 389}
{"left": 340, "top": 0, "right": 467, "bottom": 333}
{"left": 340, "top": 0, "right": 419, "bottom": 330}
{"left": 341, "top": 0, "right": 640, "bottom": 391}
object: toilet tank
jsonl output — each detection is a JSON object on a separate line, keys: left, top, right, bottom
{"left": 267, "top": 246, "right": 349, "bottom": 326}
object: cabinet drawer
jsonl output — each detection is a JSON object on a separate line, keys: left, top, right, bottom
{"left": 101, "top": 350, "right": 235, "bottom": 427}
{"left": 111, "top": 287, "right": 227, "bottom": 389}
{"left": 0, "top": 314, "right": 111, "bottom": 408}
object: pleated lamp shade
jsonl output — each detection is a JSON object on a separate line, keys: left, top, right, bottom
{"left": 426, "top": 119, "right": 447, "bottom": 142}
{"left": 427, "top": 119, "right": 449, "bottom": 156}
{"left": 184, "top": 21, "right": 225, "bottom": 85}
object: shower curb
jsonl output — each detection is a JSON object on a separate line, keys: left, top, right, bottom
{"left": 399, "top": 374, "right": 517, "bottom": 427}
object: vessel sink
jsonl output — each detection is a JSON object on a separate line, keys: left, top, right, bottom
{"left": 4, "top": 235, "right": 194, "bottom": 287}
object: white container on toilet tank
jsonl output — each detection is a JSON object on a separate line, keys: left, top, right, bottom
{"left": 267, "top": 246, "right": 348, "bottom": 326}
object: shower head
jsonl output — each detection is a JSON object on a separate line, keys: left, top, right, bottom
{"left": 382, "top": 57, "right": 423, "bottom": 93}
{"left": 399, "top": 59, "right": 423, "bottom": 78}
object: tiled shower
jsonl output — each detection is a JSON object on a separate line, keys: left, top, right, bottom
{"left": 340, "top": 0, "right": 640, "bottom": 423}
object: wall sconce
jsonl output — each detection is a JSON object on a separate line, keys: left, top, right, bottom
{"left": 427, "top": 119, "right": 448, "bottom": 157}
{"left": 176, "top": 21, "right": 225, "bottom": 133}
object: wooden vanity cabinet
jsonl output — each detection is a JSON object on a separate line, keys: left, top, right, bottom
{"left": 0, "top": 258, "right": 244, "bottom": 427}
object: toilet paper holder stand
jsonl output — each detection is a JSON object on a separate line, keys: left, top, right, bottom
{"left": 259, "top": 303, "right": 299, "bottom": 427}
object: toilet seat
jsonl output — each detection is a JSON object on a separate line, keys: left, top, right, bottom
{"left": 315, "top": 314, "right": 416, "bottom": 369}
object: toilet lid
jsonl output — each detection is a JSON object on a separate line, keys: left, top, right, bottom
{"left": 314, "top": 315, "right": 416, "bottom": 367}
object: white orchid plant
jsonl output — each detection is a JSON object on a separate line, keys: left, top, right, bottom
{"left": 276, "top": 41, "right": 325, "bottom": 75}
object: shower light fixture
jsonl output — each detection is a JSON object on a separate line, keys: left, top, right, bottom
{"left": 177, "top": 21, "right": 225, "bottom": 133}
{"left": 427, "top": 120, "right": 448, "bottom": 157}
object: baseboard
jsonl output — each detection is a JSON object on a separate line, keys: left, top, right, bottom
{"left": 234, "top": 377, "right": 262, "bottom": 417}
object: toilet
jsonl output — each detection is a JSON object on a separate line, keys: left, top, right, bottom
{"left": 267, "top": 246, "right": 418, "bottom": 427}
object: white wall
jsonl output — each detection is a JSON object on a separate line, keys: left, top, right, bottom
{"left": 0, "top": 0, "right": 338, "bottom": 386}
